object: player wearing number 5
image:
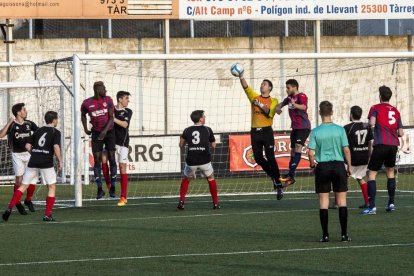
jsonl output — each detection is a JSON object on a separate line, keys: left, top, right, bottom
{"left": 362, "top": 86, "right": 404, "bottom": 215}
{"left": 177, "top": 110, "right": 219, "bottom": 210}
{"left": 3, "top": 111, "right": 62, "bottom": 222}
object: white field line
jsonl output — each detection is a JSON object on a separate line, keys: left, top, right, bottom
{"left": 0, "top": 242, "right": 413, "bottom": 267}
{"left": 1, "top": 205, "right": 414, "bottom": 227}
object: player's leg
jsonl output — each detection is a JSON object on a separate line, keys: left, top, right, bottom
{"left": 357, "top": 177, "right": 369, "bottom": 208}
{"left": 333, "top": 162, "right": 350, "bottom": 242}
{"left": 384, "top": 145, "right": 398, "bottom": 212}
{"left": 362, "top": 146, "right": 383, "bottom": 214}
{"left": 2, "top": 168, "right": 37, "bottom": 221}
{"left": 105, "top": 130, "right": 117, "bottom": 198}
{"left": 282, "top": 129, "right": 309, "bottom": 186}
{"left": 21, "top": 152, "right": 36, "bottom": 212}
{"left": 12, "top": 153, "right": 29, "bottom": 214}
{"left": 178, "top": 164, "right": 195, "bottom": 210}
{"left": 202, "top": 163, "right": 219, "bottom": 209}
{"left": 117, "top": 146, "right": 129, "bottom": 207}
{"left": 101, "top": 150, "right": 111, "bottom": 192}
{"left": 92, "top": 130, "right": 105, "bottom": 199}
{"left": 315, "top": 163, "right": 331, "bottom": 242}
{"left": 42, "top": 168, "right": 57, "bottom": 221}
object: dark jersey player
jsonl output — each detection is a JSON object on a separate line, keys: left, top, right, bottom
{"left": 177, "top": 110, "right": 219, "bottom": 210}
{"left": 113, "top": 91, "right": 132, "bottom": 207}
{"left": 81, "top": 81, "right": 117, "bottom": 199}
{"left": 3, "top": 111, "right": 62, "bottom": 222}
{"left": 344, "top": 106, "right": 373, "bottom": 209}
{"left": 276, "top": 79, "right": 311, "bottom": 186}
{"left": 362, "top": 86, "right": 403, "bottom": 215}
{"left": 0, "top": 103, "right": 38, "bottom": 214}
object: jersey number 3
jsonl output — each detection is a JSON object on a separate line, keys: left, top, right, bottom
{"left": 192, "top": 131, "right": 200, "bottom": 144}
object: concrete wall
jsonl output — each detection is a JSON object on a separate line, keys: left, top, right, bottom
{"left": 0, "top": 36, "right": 412, "bottom": 134}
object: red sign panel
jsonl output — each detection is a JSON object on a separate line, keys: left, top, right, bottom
{"left": 229, "top": 134, "right": 310, "bottom": 172}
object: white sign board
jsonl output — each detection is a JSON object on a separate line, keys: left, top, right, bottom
{"left": 179, "top": 0, "right": 414, "bottom": 20}
{"left": 397, "top": 129, "right": 414, "bottom": 166}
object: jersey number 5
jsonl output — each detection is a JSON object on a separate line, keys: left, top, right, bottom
{"left": 192, "top": 131, "right": 200, "bottom": 144}
{"left": 388, "top": 111, "right": 396, "bottom": 125}
{"left": 38, "top": 133, "right": 47, "bottom": 147}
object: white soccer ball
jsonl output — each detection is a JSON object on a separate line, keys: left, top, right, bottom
{"left": 230, "top": 63, "right": 244, "bottom": 77}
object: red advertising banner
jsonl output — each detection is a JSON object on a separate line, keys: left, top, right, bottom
{"left": 229, "top": 134, "right": 309, "bottom": 172}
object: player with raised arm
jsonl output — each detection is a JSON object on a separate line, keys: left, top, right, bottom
{"left": 3, "top": 111, "right": 62, "bottom": 222}
{"left": 344, "top": 106, "right": 373, "bottom": 209}
{"left": 308, "top": 101, "right": 352, "bottom": 242}
{"left": 362, "top": 86, "right": 403, "bottom": 215}
{"left": 113, "top": 91, "right": 133, "bottom": 207}
{"left": 0, "top": 103, "right": 38, "bottom": 214}
{"left": 177, "top": 110, "right": 219, "bottom": 210}
{"left": 81, "top": 81, "right": 117, "bottom": 199}
{"left": 237, "top": 71, "right": 284, "bottom": 199}
{"left": 276, "top": 79, "right": 311, "bottom": 186}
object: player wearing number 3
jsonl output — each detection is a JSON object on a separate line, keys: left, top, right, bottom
{"left": 361, "top": 86, "right": 404, "bottom": 215}
{"left": 3, "top": 111, "right": 62, "bottom": 222}
{"left": 177, "top": 110, "right": 219, "bottom": 210}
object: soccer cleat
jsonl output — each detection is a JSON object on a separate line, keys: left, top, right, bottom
{"left": 109, "top": 186, "right": 116, "bottom": 198}
{"left": 15, "top": 203, "right": 28, "bottom": 215}
{"left": 279, "top": 175, "right": 296, "bottom": 187}
{"left": 359, "top": 203, "right": 368, "bottom": 209}
{"left": 341, "top": 235, "right": 351, "bottom": 242}
{"left": 177, "top": 201, "right": 185, "bottom": 210}
{"left": 320, "top": 235, "right": 329, "bottom": 242}
{"left": 43, "top": 215, "right": 55, "bottom": 222}
{"left": 24, "top": 200, "right": 36, "bottom": 212}
{"left": 96, "top": 189, "right": 105, "bottom": 200}
{"left": 117, "top": 197, "right": 127, "bottom": 207}
{"left": 2, "top": 208, "right": 12, "bottom": 222}
{"left": 385, "top": 204, "right": 396, "bottom": 212}
{"left": 276, "top": 187, "right": 284, "bottom": 200}
{"left": 360, "top": 207, "right": 376, "bottom": 215}
{"left": 213, "top": 204, "right": 220, "bottom": 210}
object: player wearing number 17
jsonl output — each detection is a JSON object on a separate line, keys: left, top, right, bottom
{"left": 361, "top": 86, "right": 404, "bottom": 215}
{"left": 3, "top": 111, "right": 62, "bottom": 222}
{"left": 177, "top": 110, "right": 219, "bottom": 210}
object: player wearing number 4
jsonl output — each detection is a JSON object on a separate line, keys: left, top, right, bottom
{"left": 3, "top": 111, "right": 62, "bottom": 222}
{"left": 361, "top": 86, "right": 403, "bottom": 215}
{"left": 177, "top": 110, "right": 219, "bottom": 210}
{"left": 276, "top": 79, "right": 311, "bottom": 187}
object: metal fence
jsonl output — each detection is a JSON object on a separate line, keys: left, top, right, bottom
{"left": 10, "top": 19, "right": 414, "bottom": 39}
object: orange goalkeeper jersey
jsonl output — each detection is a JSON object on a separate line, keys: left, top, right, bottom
{"left": 244, "top": 86, "right": 278, "bottom": 128}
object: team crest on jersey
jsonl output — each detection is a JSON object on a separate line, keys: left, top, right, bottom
{"left": 26, "top": 125, "right": 30, "bottom": 130}
{"left": 16, "top": 126, "right": 19, "bottom": 130}
{"left": 103, "top": 102, "right": 107, "bottom": 107}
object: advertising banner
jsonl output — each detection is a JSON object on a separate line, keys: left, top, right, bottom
{"left": 229, "top": 133, "right": 309, "bottom": 172}
{"left": 180, "top": 0, "right": 414, "bottom": 21}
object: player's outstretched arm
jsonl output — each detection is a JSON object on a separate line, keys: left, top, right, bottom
{"left": 275, "top": 103, "right": 284, "bottom": 115}
{"left": 239, "top": 73, "right": 248, "bottom": 89}
{"left": 54, "top": 144, "right": 63, "bottom": 171}
{"left": 0, "top": 117, "right": 14, "bottom": 138}
{"left": 343, "top": 146, "right": 352, "bottom": 176}
{"left": 308, "top": 149, "right": 316, "bottom": 168}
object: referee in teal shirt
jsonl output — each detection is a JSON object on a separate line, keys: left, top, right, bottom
{"left": 308, "top": 101, "right": 352, "bottom": 242}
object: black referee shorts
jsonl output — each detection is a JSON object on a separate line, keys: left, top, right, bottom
{"left": 290, "top": 128, "right": 311, "bottom": 148}
{"left": 315, "top": 161, "right": 348, "bottom": 193}
{"left": 91, "top": 129, "right": 116, "bottom": 153}
{"left": 368, "top": 144, "right": 398, "bottom": 171}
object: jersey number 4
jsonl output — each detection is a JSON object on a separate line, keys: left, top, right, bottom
{"left": 191, "top": 131, "right": 200, "bottom": 144}
{"left": 355, "top": 129, "right": 367, "bottom": 145}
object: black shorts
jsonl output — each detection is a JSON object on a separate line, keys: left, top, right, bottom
{"left": 368, "top": 145, "right": 398, "bottom": 171}
{"left": 290, "top": 128, "right": 311, "bottom": 148}
{"left": 315, "top": 161, "right": 348, "bottom": 193}
{"left": 91, "top": 129, "right": 116, "bottom": 153}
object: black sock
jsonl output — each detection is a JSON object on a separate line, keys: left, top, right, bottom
{"left": 367, "top": 180, "right": 377, "bottom": 208}
{"left": 319, "top": 209, "right": 329, "bottom": 237}
{"left": 387, "top": 178, "right": 396, "bottom": 205}
{"left": 339, "top": 207, "right": 348, "bottom": 236}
